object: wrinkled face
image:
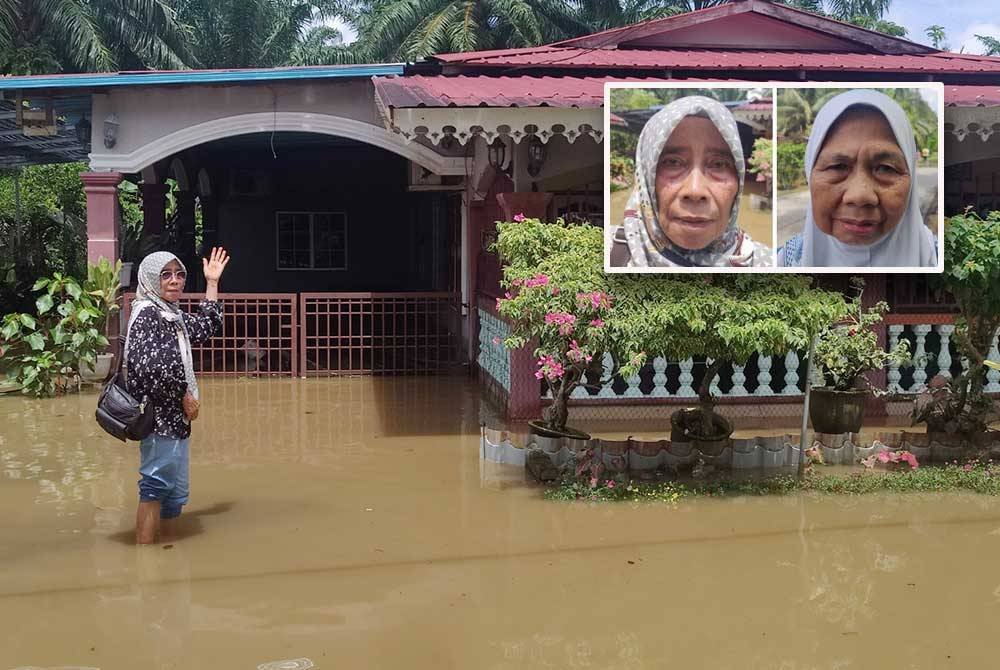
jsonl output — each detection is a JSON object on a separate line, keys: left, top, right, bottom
{"left": 654, "top": 116, "right": 740, "bottom": 251}
{"left": 810, "top": 108, "right": 911, "bottom": 246}
{"left": 159, "top": 259, "right": 186, "bottom": 303}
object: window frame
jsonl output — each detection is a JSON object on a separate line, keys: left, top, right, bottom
{"left": 274, "top": 210, "right": 348, "bottom": 271}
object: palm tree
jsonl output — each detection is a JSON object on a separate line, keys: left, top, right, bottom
{"left": 348, "top": 0, "right": 591, "bottom": 61}
{"left": 976, "top": 34, "right": 1000, "bottom": 56}
{"left": 174, "top": 0, "right": 350, "bottom": 68}
{"left": 0, "top": 0, "right": 193, "bottom": 74}
{"left": 925, "top": 24, "right": 945, "bottom": 49}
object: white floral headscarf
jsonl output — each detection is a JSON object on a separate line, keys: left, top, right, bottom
{"left": 622, "top": 95, "right": 770, "bottom": 267}
{"left": 127, "top": 251, "right": 199, "bottom": 403}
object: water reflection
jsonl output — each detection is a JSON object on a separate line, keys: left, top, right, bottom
{"left": 3, "top": 380, "right": 1000, "bottom": 668}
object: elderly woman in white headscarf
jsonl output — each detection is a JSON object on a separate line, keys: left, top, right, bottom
{"left": 778, "top": 89, "right": 937, "bottom": 267}
{"left": 619, "top": 95, "right": 773, "bottom": 268}
{"left": 125, "top": 248, "right": 229, "bottom": 544}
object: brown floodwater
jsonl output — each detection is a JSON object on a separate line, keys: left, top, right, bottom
{"left": 3, "top": 377, "right": 1000, "bottom": 669}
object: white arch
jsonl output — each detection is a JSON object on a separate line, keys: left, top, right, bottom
{"left": 89, "top": 112, "right": 464, "bottom": 176}
{"left": 168, "top": 157, "right": 190, "bottom": 191}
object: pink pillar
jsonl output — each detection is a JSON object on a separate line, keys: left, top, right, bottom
{"left": 863, "top": 273, "right": 889, "bottom": 418}
{"left": 495, "top": 192, "right": 551, "bottom": 422}
{"left": 141, "top": 182, "right": 169, "bottom": 234}
{"left": 82, "top": 172, "right": 124, "bottom": 263}
{"left": 496, "top": 192, "right": 552, "bottom": 221}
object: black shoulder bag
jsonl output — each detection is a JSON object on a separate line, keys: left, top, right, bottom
{"left": 95, "top": 333, "right": 155, "bottom": 443}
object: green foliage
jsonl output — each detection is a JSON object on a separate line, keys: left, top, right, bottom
{"left": 976, "top": 34, "right": 1000, "bottom": 56}
{"left": 610, "top": 129, "right": 638, "bottom": 163}
{"left": 0, "top": 164, "right": 90, "bottom": 315}
{"left": 814, "top": 279, "right": 909, "bottom": 391}
{"left": 494, "top": 218, "right": 846, "bottom": 430}
{"left": 0, "top": 267, "right": 118, "bottom": 397}
{"left": 0, "top": 0, "right": 193, "bottom": 74}
{"left": 776, "top": 141, "right": 806, "bottom": 190}
{"left": 918, "top": 211, "right": 1000, "bottom": 434}
{"left": 544, "top": 460, "right": 1000, "bottom": 502}
{"left": 494, "top": 219, "right": 613, "bottom": 432}
{"left": 925, "top": 25, "right": 946, "bottom": 49}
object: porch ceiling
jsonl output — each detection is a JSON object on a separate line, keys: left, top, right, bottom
{"left": 0, "top": 97, "right": 91, "bottom": 168}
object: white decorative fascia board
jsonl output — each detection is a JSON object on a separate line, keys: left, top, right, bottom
{"left": 943, "top": 107, "right": 1000, "bottom": 143}
{"left": 387, "top": 107, "right": 604, "bottom": 145}
{"left": 89, "top": 112, "right": 464, "bottom": 176}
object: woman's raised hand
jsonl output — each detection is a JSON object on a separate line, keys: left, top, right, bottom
{"left": 202, "top": 247, "right": 230, "bottom": 283}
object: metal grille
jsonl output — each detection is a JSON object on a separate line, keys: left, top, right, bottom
{"left": 123, "top": 293, "right": 298, "bottom": 376}
{"left": 300, "top": 292, "right": 461, "bottom": 375}
{"left": 886, "top": 274, "right": 958, "bottom": 314}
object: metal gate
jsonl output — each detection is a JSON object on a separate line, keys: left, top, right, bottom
{"left": 299, "top": 292, "right": 462, "bottom": 375}
{"left": 123, "top": 293, "right": 298, "bottom": 376}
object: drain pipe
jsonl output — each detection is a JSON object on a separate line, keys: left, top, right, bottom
{"left": 798, "top": 334, "right": 818, "bottom": 480}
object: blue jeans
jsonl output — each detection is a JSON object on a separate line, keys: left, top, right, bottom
{"left": 138, "top": 434, "right": 190, "bottom": 519}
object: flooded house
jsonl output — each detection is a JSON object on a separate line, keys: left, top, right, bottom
{"left": 1, "top": 0, "right": 998, "bottom": 424}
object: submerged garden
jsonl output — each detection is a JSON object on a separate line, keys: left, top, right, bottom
{"left": 489, "top": 211, "right": 1000, "bottom": 500}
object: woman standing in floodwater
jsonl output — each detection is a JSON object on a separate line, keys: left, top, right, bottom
{"left": 125, "top": 248, "right": 229, "bottom": 544}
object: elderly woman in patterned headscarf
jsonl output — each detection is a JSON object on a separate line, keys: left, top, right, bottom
{"left": 620, "top": 95, "right": 772, "bottom": 268}
{"left": 125, "top": 247, "right": 229, "bottom": 544}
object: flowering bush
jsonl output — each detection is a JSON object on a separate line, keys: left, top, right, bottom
{"left": 610, "top": 156, "right": 635, "bottom": 192}
{"left": 814, "top": 278, "right": 910, "bottom": 392}
{"left": 494, "top": 218, "right": 619, "bottom": 433}
{"left": 861, "top": 450, "right": 919, "bottom": 470}
{"left": 747, "top": 138, "right": 773, "bottom": 190}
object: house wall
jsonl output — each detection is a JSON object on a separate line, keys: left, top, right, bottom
{"left": 203, "top": 143, "right": 455, "bottom": 294}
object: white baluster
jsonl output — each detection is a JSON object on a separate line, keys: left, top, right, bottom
{"left": 912, "top": 325, "right": 932, "bottom": 391}
{"left": 677, "top": 358, "right": 696, "bottom": 397}
{"left": 887, "top": 324, "right": 903, "bottom": 393}
{"left": 730, "top": 363, "right": 748, "bottom": 396}
{"left": 598, "top": 352, "right": 616, "bottom": 398}
{"left": 783, "top": 351, "right": 800, "bottom": 395}
{"left": 987, "top": 332, "right": 1000, "bottom": 393}
{"left": 651, "top": 356, "right": 668, "bottom": 397}
{"left": 936, "top": 324, "right": 954, "bottom": 380}
{"left": 624, "top": 365, "right": 643, "bottom": 397}
{"left": 756, "top": 355, "right": 773, "bottom": 396}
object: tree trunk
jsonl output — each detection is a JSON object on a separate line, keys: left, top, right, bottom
{"left": 697, "top": 359, "right": 725, "bottom": 437}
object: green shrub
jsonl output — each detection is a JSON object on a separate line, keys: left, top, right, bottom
{"left": 776, "top": 141, "right": 806, "bottom": 191}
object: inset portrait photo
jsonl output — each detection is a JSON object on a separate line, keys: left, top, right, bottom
{"left": 775, "top": 85, "right": 944, "bottom": 271}
{"left": 606, "top": 84, "right": 775, "bottom": 272}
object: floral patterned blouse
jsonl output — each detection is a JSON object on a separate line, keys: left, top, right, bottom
{"left": 125, "top": 300, "right": 222, "bottom": 439}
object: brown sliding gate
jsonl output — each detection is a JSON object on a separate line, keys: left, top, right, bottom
{"left": 123, "top": 293, "right": 299, "bottom": 376}
{"left": 122, "top": 292, "right": 462, "bottom": 377}
{"left": 299, "top": 292, "right": 462, "bottom": 375}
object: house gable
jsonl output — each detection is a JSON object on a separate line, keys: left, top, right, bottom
{"left": 553, "top": 0, "right": 933, "bottom": 55}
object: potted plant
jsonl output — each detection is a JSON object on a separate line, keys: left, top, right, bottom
{"left": 811, "top": 278, "right": 910, "bottom": 434}
{"left": 79, "top": 258, "right": 122, "bottom": 382}
{"left": 608, "top": 274, "right": 846, "bottom": 453}
{"left": 494, "top": 217, "right": 616, "bottom": 440}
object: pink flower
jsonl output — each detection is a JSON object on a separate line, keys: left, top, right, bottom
{"left": 876, "top": 451, "right": 892, "bottom": 464}
{"left": 535, "top": 369, "right": 545, "bottom": 380}
{"left": 551, "top": 286, "right": 560, "bottom": 296}
{"left": 492, "top": 336, "right": 501, "bottom": 346}
{"left": 899, "top": 451, "right": 919, "bottom": 469}
{"left": 524, "top": 273, "right": 550, "bottom": 288}
{"left": 590, "top": 319, "right": 604, "bottom": 328}
{"left": 606, "top": 480, "right": 615, "bottom": 488}
{"left": 964, "top": 463, "right": 973, "bottom": 472}
{"left": 495, "top": 297, "right": 503, "bottom": 310}
{"left": 513, "top": 213, "right": 525, "bottom": 222}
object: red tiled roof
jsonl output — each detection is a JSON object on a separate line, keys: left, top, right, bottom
{"left": 374, "top": 75, "right": 663, "bottom": 108}
{"left": 377, "top": 76, "right": 1000, "bottom": 110}
{"left": 945, "top": 86, "right": 1000, "bottom": 106}
{"left": 432, "top": 46, "right": 1000, "bottom": 74}
{"left": 735, "top": 99, "right": 773, "bottom": 110}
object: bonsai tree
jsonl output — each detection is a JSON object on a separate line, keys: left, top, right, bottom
{"left": 914, "top": 211, "right": 1000, "bottom": 435}
{"left": 494, "top": 217, "right": 616, "bottom": 436}
{"left": 608, "top": 274, "right": 847, "bottom": 439}
{"left": 814, "top": 278, "right": 910, "bottom": 391}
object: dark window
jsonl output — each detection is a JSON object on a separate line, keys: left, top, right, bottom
{"left": 276, "top": 211, "right": 347, "bottom": 270}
